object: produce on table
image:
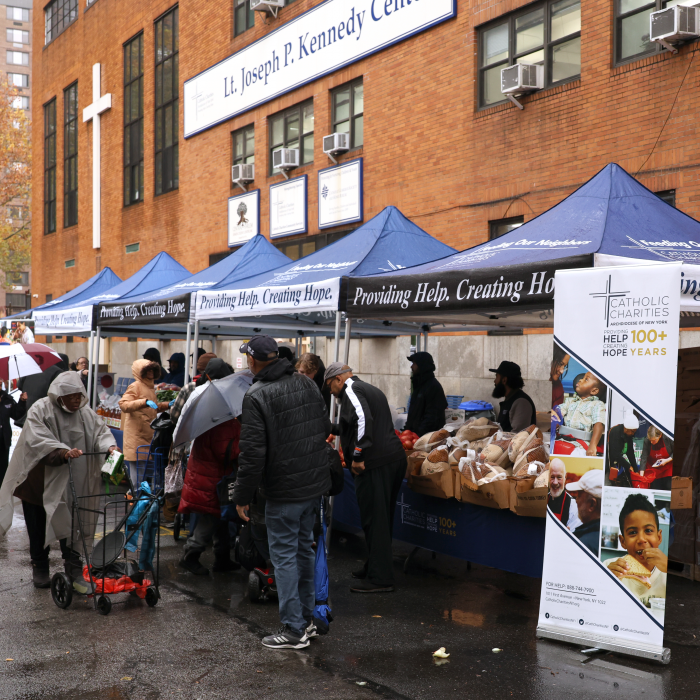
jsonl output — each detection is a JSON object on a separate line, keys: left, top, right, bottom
{"left": 156, "top": 389, "right": 179, "bottom": 403}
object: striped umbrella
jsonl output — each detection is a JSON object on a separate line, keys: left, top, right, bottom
{"left": 0, "top": 343, "right": 63, "bottom": 381}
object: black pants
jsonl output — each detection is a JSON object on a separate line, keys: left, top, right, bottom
{"left": 22, "top": 501, "right": 71, "bottom": 563}
{"left": 651, "top": 476, "right": 673, "bottom": 491}
{"left": 354, "top": 456, "right": 406, "bottom": 586}
{"left": 0, "top": 440, "right": 8, "bottom": 489}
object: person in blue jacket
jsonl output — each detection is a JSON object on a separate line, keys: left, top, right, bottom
{"left": 163, "top": 352, "right": 186, "bottom": 387}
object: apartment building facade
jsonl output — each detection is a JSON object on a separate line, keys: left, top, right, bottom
{"left": 1, "top": 0, "right": 31, "bottom": 315}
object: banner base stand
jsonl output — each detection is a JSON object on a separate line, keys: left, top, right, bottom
{"left": 536, "top": 628, "right": 671, "bottom": 665}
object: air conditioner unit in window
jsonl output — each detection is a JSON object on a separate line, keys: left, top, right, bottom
{"left": 323, "top": 132, "right": 350, "bottom": 163}
{"left": 273, "top": 148, "right": 300, "bottom": 179}
{"left": 650, "top": 4, "right": 700, "bottom": 53}
{"left": 500, "top": 63, "right": 544, "bottom": 110}
{"left": 250, "top": 0, "right": 284, "bottom": 17}
{"left": 232, "top": 163, "right": 255, "bottom": 192}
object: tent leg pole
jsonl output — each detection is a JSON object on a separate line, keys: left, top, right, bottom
{"left": 192, "top": 321, "right": 200, "bottom": 376}
{"left": 343, "top": 318, "right": 352, "bottom": 365}
{"left": 423, "top": 330, "right": 429, "bottom": 353}
{"left": 92, "top": 329, "right": 101, "bottom": 407}
{"left": 328, "top": 311, "right": 342, "bottom": 423}
{"left": 86, "top": 331, "right": 95, "bottom": 401}
{"left": 211, "top": 337, "right": 217, "bottom": 355}
{"left": 416, "top": 333, "right": 421, "bottom": 353}
{"left": 333, "top": 311, "right": 341, "bottom": 363}
{"left": 184, "top": 323, "right": 192, "bottom": 385}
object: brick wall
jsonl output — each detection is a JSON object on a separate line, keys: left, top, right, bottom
{"left": 31, "top": 0, "right": 700, "bottom": 305}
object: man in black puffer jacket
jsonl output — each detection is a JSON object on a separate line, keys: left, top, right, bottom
{"left": 234, "top": 335, "right": 331, "bottom": 651}
{"left": 404, "top": 352, "right": 447, "bottom": 437}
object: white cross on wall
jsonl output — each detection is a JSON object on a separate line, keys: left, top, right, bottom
{"left": 82, "top": 63, "right": 112, "bottom": 250}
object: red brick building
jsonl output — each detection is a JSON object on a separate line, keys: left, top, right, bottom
{"left": 31, "top": 0, "right": 700, "bottom": 304}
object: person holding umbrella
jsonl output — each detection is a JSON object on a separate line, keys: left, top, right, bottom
{"left": 178, "top": 359, "right": 243, "bottom": 576}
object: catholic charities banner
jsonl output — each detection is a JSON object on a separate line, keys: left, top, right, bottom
{"left": 195, "top": 278, "right": 340, "bottom": 319}
{"left": 538, "top": 262, "right": 681, "bottom": 662}
{"left": 184, "top": 0, "right": 455, "bottom": 138}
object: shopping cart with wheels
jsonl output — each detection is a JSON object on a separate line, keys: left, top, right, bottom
{"left": 50, "top": 454, "right": 162, "bottom": 616}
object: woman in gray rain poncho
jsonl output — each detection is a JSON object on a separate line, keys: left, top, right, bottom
{"left": 0, "top": 372, "right": 120, "bottom": 591}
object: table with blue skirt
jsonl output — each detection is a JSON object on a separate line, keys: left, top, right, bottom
{"left": 332, "top": 469, "right": 546, "bottom": 578}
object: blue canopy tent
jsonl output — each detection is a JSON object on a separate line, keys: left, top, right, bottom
{"left": 342, "top": 163, "right": 700, "bottom": 328}
{"left": 5, "top": 267, "right": 122, "bottom": 323}
{"left": 193, "top": 206, "right": 458, "bottom": 362}
{"left": 93, "top": 235, "right": 292, "bottom": 380}
{"left": 33, "top": 252, "right": 191, "bottom": 403}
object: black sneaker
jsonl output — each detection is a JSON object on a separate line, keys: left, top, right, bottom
{"left": 350, "top": 580, "right": 394, "bottom": 593}
{"left": 262, "top": 625, "right": 310, "bottom": 650}
{"left": 305, "top": 620, "right": 318, "bottom": 639}
{"left": 351, "top": 564, "right": 368, "bottom": 579}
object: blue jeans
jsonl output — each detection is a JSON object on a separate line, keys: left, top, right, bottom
{"left": 265, "top": 498, "right": 318, "bottom": 637}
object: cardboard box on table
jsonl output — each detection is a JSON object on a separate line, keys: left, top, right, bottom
{"left": 406, "top": 462, "right": 454, "bottom": 499}
{"left": 453, "top": 469, "right": 510, "bottom": 509}
{"left": 509, "top": 476, "right": 548, "bottom": 518}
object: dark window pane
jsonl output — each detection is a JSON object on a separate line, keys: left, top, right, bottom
{"left": 551, "top": 0, "right": 581, "bottom": 40}
{"left": 552, "top": 36, "right": 580, "bottom": 82}
{"left": 619, "top": 9, "right": 655, "bottom": 60}
{"left": 124, "top": 33, "right": 144, "bottom": 205}
{"left": 515, "top": 8, "right": 544, "bottom": 54}
{"left": 482, "top": 23, "right": 509, "bottom": 66}
{"left": 155, "top": 7, "right": 178, "bottom": 195}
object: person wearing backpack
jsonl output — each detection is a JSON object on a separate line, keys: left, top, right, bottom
{"left": 178, "top": 359, "right": 241, "bottom": 575}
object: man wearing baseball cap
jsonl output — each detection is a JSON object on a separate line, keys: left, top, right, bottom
{"left": 566, "top": 469, "right": 603, "bottom": 555}
{"left": 233, "top": 335, "right": 332, "bottom": 650}
{"left": 490, "top": 361, "right": 537, "bottom": 433}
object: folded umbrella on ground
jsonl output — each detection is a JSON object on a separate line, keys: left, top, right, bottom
{"left": 172, "top": 370, "right": 254, "bottom": 446}
{"left": 313, "top": 497, "right": 333, "bottom": 635}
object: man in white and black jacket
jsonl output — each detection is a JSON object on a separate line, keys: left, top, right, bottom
{"left": 326, "top": 363, "right": 406, "bottom": 593}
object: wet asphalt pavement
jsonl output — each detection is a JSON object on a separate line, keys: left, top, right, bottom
{"left": 1, "top": 504, "right": 699, "bottom": 700}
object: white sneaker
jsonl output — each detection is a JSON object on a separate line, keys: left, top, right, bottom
{"left": 305, "top": 621, "right": 318, "bottom": 638}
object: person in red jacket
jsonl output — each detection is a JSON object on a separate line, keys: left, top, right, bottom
{"left": 178, "top": 359, "right": 241, "bottom": 576}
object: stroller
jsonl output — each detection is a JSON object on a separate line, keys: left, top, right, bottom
{"left": 236, "top": 494, "right": 330, "bottom": 603}
{"left": 50, "top": 455, "right": 161, "bottom": 616}
{"left": 235, "top": 495, "right": 276, "bottom": 603}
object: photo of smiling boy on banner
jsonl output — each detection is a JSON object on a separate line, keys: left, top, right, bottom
{"left": 538, "top": 262, "right": 682, "bottom": 664}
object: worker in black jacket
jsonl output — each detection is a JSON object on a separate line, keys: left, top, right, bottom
{"left": 0, "top": 386, "right": 27, "bottom": 486}
{"left": 326, "top": 362, "right": 406, "bottom": 594}
{"left": 404, "top": 352, "right": 447, "bottom": 436}
{"left": 234, "top": 335, "right": 331, "bottom": 651}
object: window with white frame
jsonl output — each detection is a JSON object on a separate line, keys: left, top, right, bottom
{"left": 6, "top": 51, "right": 29, "bottom": 66}
{"left": 8, "top": 73, "right": 29, "bottom": 88}
{"left": 6, "top": 6, "right": 29, "bottom": 21}
{"left": 6, "top": 29, "right": 29, "bottom": 44}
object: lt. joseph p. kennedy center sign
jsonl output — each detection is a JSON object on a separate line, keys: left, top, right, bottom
{"left": 184, "top": 0, "right": 456, "bottom": 138}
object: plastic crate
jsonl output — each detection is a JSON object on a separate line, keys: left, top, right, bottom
{"left": 445, "top": 395, "right": 464, "bottom": 409}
